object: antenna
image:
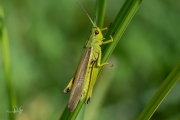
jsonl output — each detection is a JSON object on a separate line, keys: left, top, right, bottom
{"left": 77, "top": 3, "right": 96, "bottom": 27}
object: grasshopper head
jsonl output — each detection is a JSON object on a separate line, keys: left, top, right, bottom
{"left": 91, "top": 27, "right": 102, "bottom": 36}
{"left": 87, "top": 26, "right": 103, "bottom": 46}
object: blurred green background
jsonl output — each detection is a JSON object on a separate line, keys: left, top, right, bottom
{"left": 0, "top": 0, "right": 180, "bottom": 120}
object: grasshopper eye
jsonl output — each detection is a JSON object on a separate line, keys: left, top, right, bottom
{"left": 95, "top": 30, "right": 99, "bottom": 35}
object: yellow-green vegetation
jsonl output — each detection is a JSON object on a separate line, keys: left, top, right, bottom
{"left": 0, "top": 0, "right": 180, "bottom": 120}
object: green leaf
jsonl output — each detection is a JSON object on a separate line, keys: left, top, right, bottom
{"left": 137, "top": 61, "right": 180, "bottom": 120}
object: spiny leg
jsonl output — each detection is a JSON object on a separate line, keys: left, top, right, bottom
{"left": 101, "top": 23, "right": 112, "bottom": 31}
{"left": 85, "top": 62, "right": 98, "bottom": 104}
{"left": 97, "top": 51, "right": 109, "bottom": 67}
{"left": 63, "top": 78, "right": 74, "bottom": 94}
{"left": 101, "top": 27, "right": 108, "bottom": 31}
{"left": 102, "top": 35, "right": 113, "bottom": 44}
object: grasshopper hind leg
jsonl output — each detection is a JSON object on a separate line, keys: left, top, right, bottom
{"left": 85, "top": 62, "right": 99, "bottom": 104}
{"left": 85, "top": 88, "right": 93, "bottom": 104}
{"left": 85, "top": 69, "right": 98, "bottom": 104}
{"left": 63, "top": 78, "right": 74, "bottom": 94}
{"left": 85, "top": 81, "right": 93, "bottom": 104}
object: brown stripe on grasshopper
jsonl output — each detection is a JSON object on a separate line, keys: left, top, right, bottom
{"left": 67, "top": 48, "right": 92, "bottom": 112}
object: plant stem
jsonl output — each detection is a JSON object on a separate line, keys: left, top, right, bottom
{"left": 95, "top": 0, "right": 107, "bottom": 28}
{"left": 0, "top": 6, "right": 16, "bottom": 120}
{"left": 101, "top": 0, "right": 143, "bottom": 70}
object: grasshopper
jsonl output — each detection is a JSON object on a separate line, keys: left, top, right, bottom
{"left": 63, "top": 3, "right": 113, "bottom": 112}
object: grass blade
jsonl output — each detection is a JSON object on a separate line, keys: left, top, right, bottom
{"left": 0, "top": 6, "right": 16, "bottom": 120}
{"left": 137, "top": 61, "right": 180, "bottom": 120}
{"left": 95, "top": 0, "right": 107, "bottom": 28}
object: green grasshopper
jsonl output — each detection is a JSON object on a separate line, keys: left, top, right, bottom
{"left": 63, "top": 3, "right": 113, "bottom": 112}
